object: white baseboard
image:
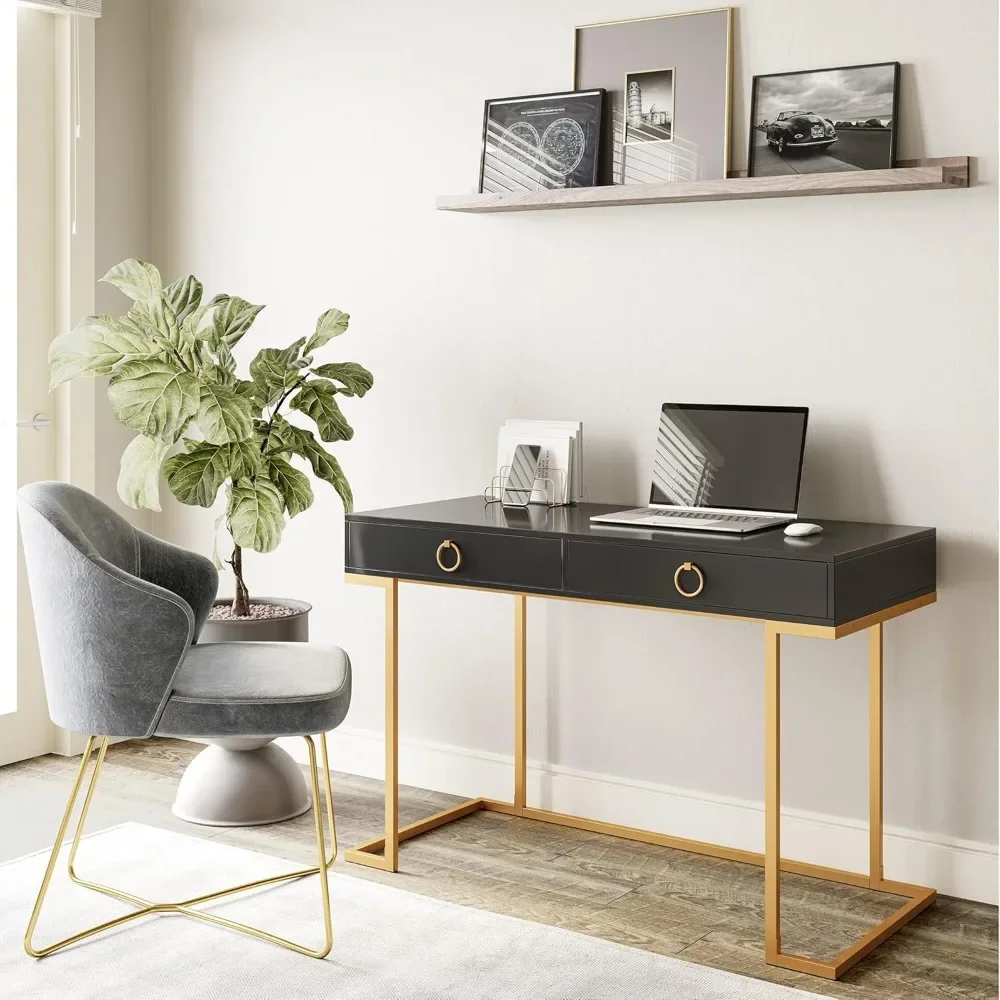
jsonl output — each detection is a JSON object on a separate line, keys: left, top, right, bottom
{"left": 277, "top": 727, "right": 997, "bottom": 904}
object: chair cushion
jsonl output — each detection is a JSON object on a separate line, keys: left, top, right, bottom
{"left": 155, "top": 642, "right": 351, "bottom": 739}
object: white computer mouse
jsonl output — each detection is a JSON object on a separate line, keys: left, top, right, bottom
{"left": 784, "top": 522, "right": 823, "bottom": 537}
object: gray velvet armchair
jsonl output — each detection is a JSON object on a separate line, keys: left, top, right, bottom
{"left": 17, "top": 481, "right": 351, "bottom": 960}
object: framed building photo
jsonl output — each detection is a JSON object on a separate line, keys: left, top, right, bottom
{"left": 625, "top": 68, "right": 675, "bottom": 143}
{"left": 748, "top": 62, "right": 900, "bottom": 178}
{"left": 479, "top": 90, "right": 606, "bottom": 194}
{"left": 574, "top": 8, "right": 733, "bottom": 185}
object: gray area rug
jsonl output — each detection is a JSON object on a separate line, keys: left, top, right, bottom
{"left": 0, "top": 823, "right": 825, "bottom": 999}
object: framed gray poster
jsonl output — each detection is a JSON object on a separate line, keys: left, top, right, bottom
{"left": 573, "top": 8, "right": 733, "bottom": 185}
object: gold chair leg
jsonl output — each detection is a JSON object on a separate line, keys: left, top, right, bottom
{"left": 169, "top": 734, "right": 333, "bottom": 959}
{"left": 25, "top": 732, "right": 338, "bottom": 960}
{"left": 65, "top": 738, "right": 148, "bottom": 907}
{"left": 319, "top": 732, "right": 338, "bottom": 867}
{"left": 25, "top": 737, "right": 156, "bottom": 958}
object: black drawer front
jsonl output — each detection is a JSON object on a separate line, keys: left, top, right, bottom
{"left": 832, "top": 535, "right": 936, "bottom": 623}
{"left": 348, "top": 522, "right": 562, "bottom": 591}
{"left": 564, "top": 540, "right": 828, "bottom": 619}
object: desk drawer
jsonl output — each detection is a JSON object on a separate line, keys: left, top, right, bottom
{"left": 565, "top": 540, "right": 827, "bottom": 619}
{"left": 348, "top": 522, "right": 562, "bottom": 591}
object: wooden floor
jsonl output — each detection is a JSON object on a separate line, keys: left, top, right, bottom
{"left": 2, "top": 738, "right": 996, "bottom": 999}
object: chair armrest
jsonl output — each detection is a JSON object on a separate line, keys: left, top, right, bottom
{"left": 18, "top": 496, "right": 198, "bottom": 737}
{"left": 136, "top": 530, "right": 219, "bottom": 641}
{"left": 87, "top": 556, "right": 196, "bottom": 736}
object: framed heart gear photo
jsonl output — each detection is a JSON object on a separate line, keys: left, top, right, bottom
{"left": 478, "top": 89, "right": 606, "bottom": 194}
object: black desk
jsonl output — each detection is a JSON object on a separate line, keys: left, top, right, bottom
{"left": 343, "top": 497, "right": 937, "bottom": 980}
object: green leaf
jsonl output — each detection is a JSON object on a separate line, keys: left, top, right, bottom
{"left": 248, "top": 340, "right": 305, "bottom": 406}
{"left": 127, "top": 295, "right": 185, "bottom": 359}
{"left": 234, "top": 378, "right": 266, "bottom": 410}
{"left": 163, "top": 442, "right": 231, "bottom": 507}
{"left": 179, "top": 341, "right": 199, "bottom": 372}
{"left": 269, "top": 419, "right": 353, "bottom": 512}
{"left": 117, "top": 435, "right": 170, "bottom": 511}
{"left": 225, "top": 439, "right": 264, "bottom": 479}
{"left": 289, "top": 379, "right": 354, "bottom": 442}
{"left": 212, "top": 295, "right": 265, "bottom": 347}
{"left": 248, "top": 350, "right": 289, "bottom": 401}
{"left": 124, "top": 294, "right": 200, "bottom": 374}
{"left": 304, "top": 308, "right": 349, "bottom": 354}
{"left": 265, "top": 414, "right": 302, "bottom": 454}
{"left": 266, "top": 415, "right": 319, "bottom": 458}
{"left": 306, "top": 443, "right": 353, "bottom": 512}
{"left": 260, "top": 417, "right": 299, "bottom": 460}
{"left": 216, "top": 340, "right": 238, "bottom": 375}
{"left": 229, "top": 476, "right": 285, "bottom": 553}
{"left": 311, "top": 361, "right": 373, "bottom": 397}
{"left": 101, "top": 259, "right": 162, "bottom": 302}
{"left": 268, "top": 456, "right": 314, "bottom": 517}
{"left": 108, "top": 360, "right": 201, "bottom": 442}
{"left": 178, "top": 437, "right": 260, "bottom": 477}
{"left": 163, "top": 275, "right": 203, "bottom": 325}
{"left": 180, "top": 300, "right": 220, "bottom": 346}
{"left": 48, "top": 314, "right": 159, "bottom": 388}
{"left": 195, "top": 381, "right": 255, "bottom": 445}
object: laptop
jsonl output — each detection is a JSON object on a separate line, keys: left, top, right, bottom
{"left": 590, "top": 403, "right": 809, "bottom": 534}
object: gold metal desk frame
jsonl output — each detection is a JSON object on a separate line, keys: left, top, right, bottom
{"left": 343, "top": 573, "right": 937, "bottom": 981}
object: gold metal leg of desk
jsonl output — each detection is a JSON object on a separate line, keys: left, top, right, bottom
{"left": 343, "top": 576, "right": 937, "bottom": 979}
{"left": 514, "top": 593, "right": 527, "bottom": 813}
{"left": 763, "top": 620, "right": 936, "bottom": 979}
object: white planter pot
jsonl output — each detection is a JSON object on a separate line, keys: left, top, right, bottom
{"left": 171, "top": 598, "right": 314, "bottom": 827}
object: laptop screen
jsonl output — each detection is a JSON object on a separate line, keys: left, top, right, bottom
{"left": 650, "top": 404, "right": 809, "bottom": 514}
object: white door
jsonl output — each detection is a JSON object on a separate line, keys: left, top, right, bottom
{"left": 0, "top": 9, "right": 59, "bottom": 765}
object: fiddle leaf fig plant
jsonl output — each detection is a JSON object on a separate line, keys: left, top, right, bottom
{"left": 48, "top": 259, "right": 373, "bottom": 616}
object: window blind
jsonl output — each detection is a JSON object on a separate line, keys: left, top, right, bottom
{"left": 17, "top": 0, "right": 101, "bottom": 16}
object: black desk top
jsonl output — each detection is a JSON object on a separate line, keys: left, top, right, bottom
{"left": 347, "top": 497, "right": 934, "bottom": 565}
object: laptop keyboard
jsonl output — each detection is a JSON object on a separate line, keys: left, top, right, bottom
{"left": 638, "top": 510, "right": 766, "bottom": 523}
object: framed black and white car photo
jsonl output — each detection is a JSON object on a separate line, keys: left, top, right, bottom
{"left": 478, "top": 90, "right": 606, "bottom": 194}
{"left": 748, "top": 62, "right": 900, "bottom": 178}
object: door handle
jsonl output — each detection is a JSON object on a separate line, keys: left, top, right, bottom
{"left": 16, "top": 413, "right": 52, "bottom": 431}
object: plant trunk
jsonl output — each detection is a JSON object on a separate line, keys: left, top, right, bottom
{"left": 231, "top": 544, "right": 251, "bottom": 616}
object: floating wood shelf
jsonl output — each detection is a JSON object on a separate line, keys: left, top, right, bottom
{"left": 436, "top": 156, "right": 969, "bottom": 214}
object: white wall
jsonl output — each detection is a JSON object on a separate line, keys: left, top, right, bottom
{"left": 147, "top": 0, "right": 998, "bottom": 897}
{"left": 94, "top": 0, "right": 152, "bottom": 523}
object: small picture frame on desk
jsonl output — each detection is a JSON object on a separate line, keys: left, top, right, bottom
{"left": 479, "top": 89, "right": 606, "bottom": 194}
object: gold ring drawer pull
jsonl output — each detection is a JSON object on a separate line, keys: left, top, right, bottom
{"left": 435, "top": 539, "right": 462, "bottom": 573}
{"left": 673, "top": 561, "right": 704, "bottom": 598}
